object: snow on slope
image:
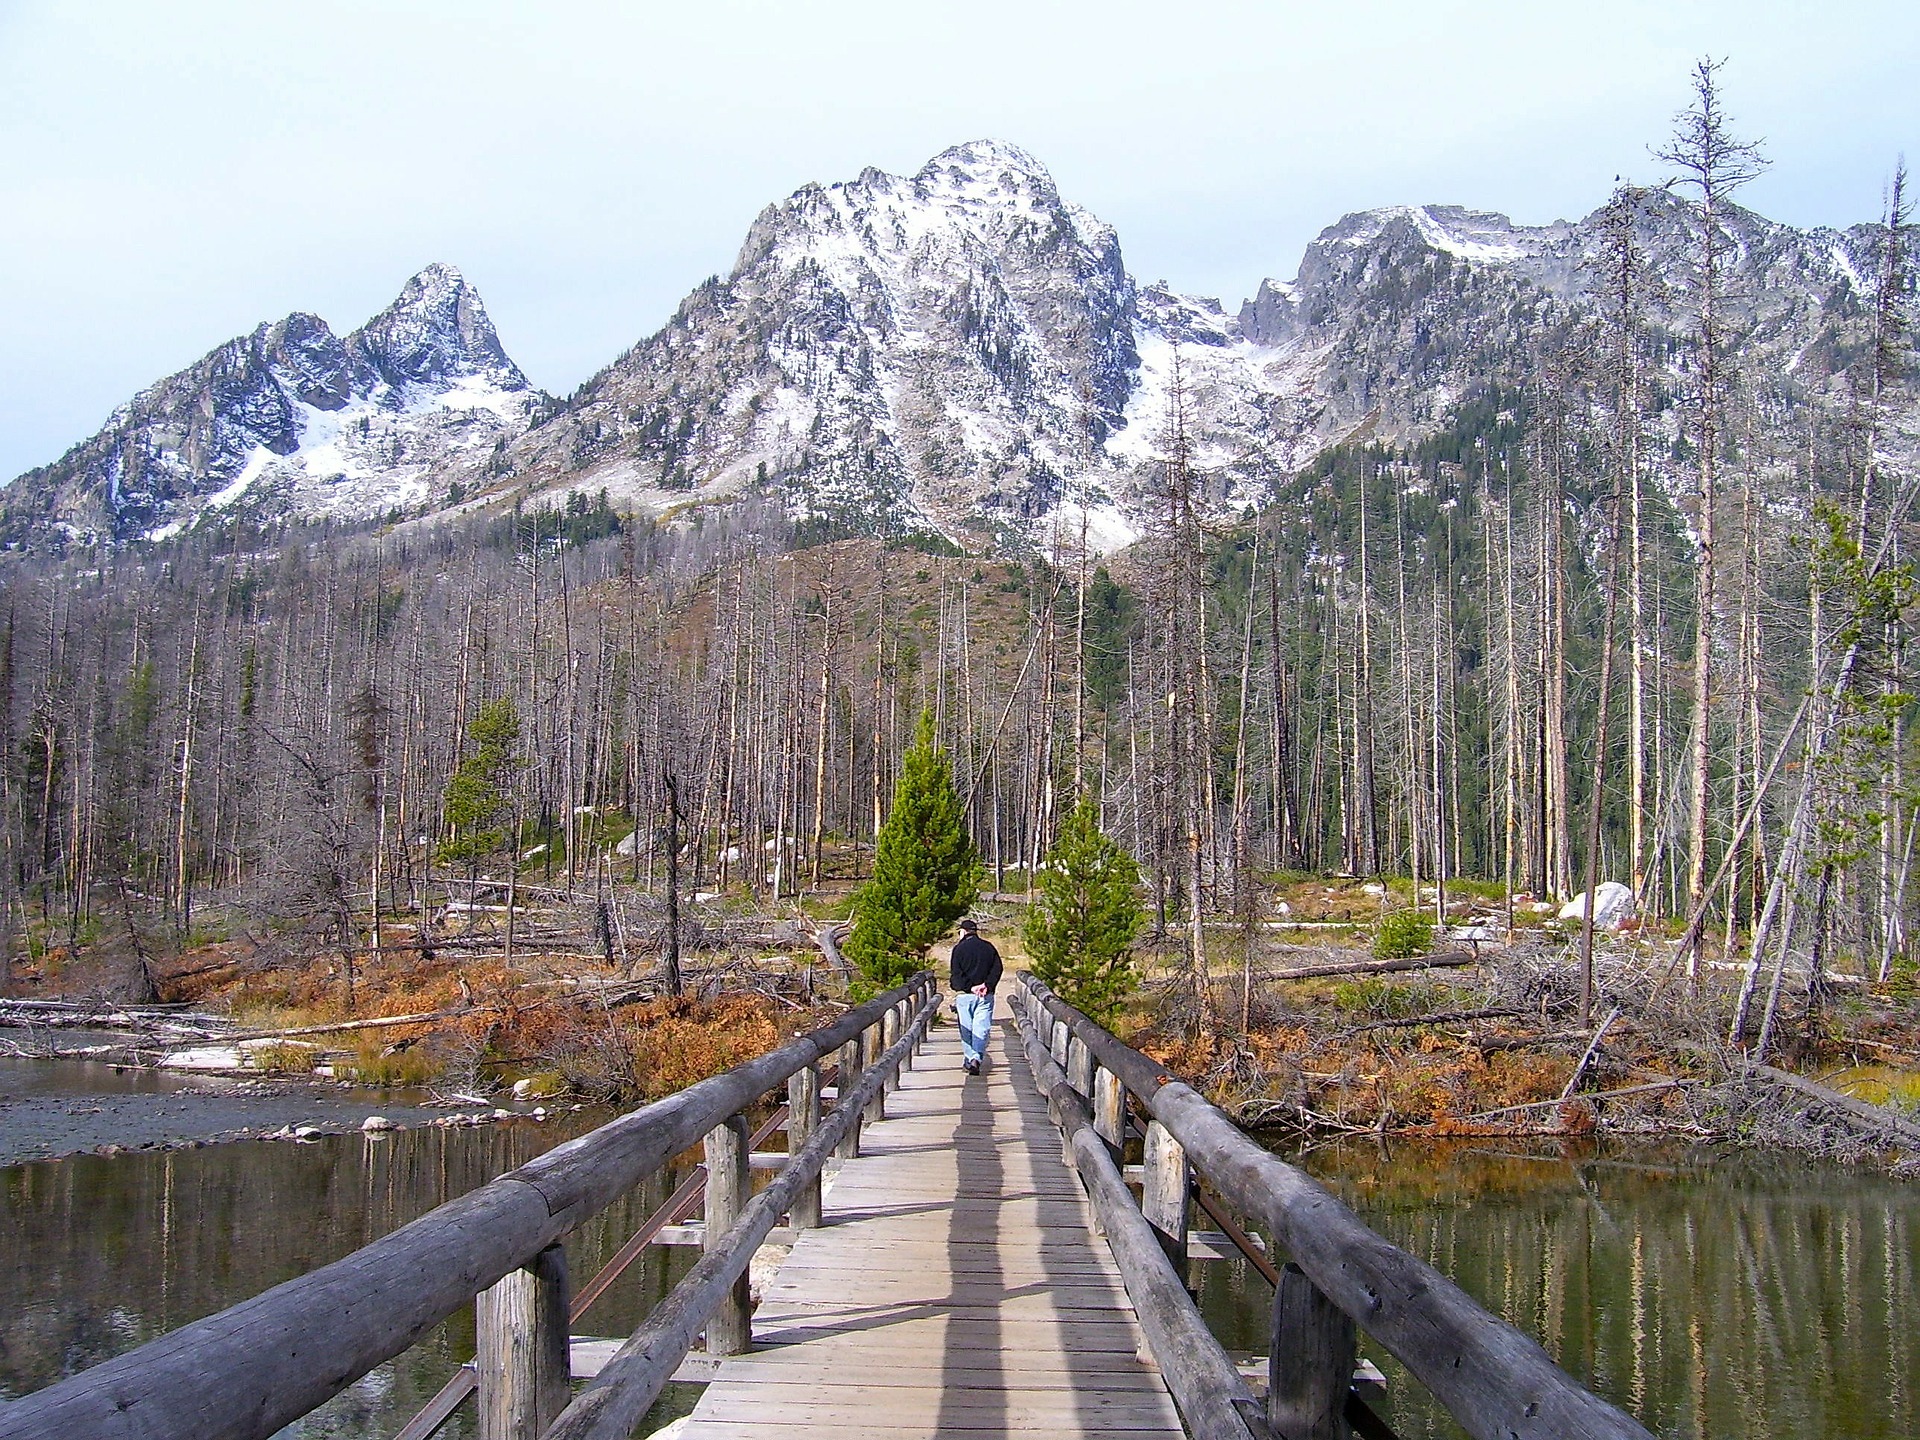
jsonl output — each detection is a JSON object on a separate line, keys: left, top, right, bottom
{"left": 8, "top": 141, "right": 1905, "bottom": 557}
{"left": 6, "top": 264, "right": 544, "bottom": 544}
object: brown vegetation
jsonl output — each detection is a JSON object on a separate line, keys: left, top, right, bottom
{"left": 1132, "top": 937, "right": 1920, "bottom": 1173}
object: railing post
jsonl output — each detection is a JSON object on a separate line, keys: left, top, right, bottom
{"left": 703, "top": 1115, "right": 751, "bottom": 1356}
{"left": 787, "top": 1062, "right": 822, "bottom": 1229}
{"left": 1093, "top": 1065, "right": 1127, "bottom": 1154}
{"left": 896, "top": 996, "right": 914, "bottom": 1072}
{"left": 835, "top": 1036, "right": 865, "bottom": 1158}
{"left": 1141, "top": 1119, "right": 1190, "bottom": 1270}
{"left": 1270, "top": 1262, "right": 1357, "bottom": 1440}
{"left": 475, "top": 1242, "right": 570, "bottom": 1440}
{"left": 1066, "top": 1034, "right": 1093, "bottom": 1098}
{"left": 862, "top": 1019, "right": 887, "bottom": 1124}
{"left": 881, "top": 1004, "right": 902, "bottom": 1092}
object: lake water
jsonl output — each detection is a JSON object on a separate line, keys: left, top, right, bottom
{"left": 3, "top": 1068, "right": 1915, "bottom": 1438}
{"left": 1195, "top": 1139, "right": 1920, "bottom": 1440}
{"left": 0, "top": 1106, "right": 701, "bottom": 1437}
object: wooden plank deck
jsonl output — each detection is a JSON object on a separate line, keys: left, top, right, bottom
{"left": 677, "top": 1004, "right": 1185, "bottom": 1438}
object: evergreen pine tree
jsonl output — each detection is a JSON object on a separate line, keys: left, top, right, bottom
{"left": 440, "top": 696, "right": 522, "bottom": 869}
{"left": 1024, "top": 794, "right": 1143, "bottom": 1023}
{"left": 846, "top": 711, "right": 981, "bottom": 989}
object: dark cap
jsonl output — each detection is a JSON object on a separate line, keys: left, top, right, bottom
{"left": 958, "top": 917, "right": 978, "bottom": 933}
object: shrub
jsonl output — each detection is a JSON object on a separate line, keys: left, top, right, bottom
{"left": 249, "top": 1041, "right": 319, "bottom": 1074}
{"left": 1373, "top": 909, "right": 1435, "bottom": 960}
{"left": 845, "top": 711, "right": 980, "bottom": 989}
{"left": 1023, "top": 794, "right": 1143, "bottom": 1023}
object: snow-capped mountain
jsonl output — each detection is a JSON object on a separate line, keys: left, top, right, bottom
{"left": 5, "top": 264, "right": 542, "bottom": 544}
{"left": 505, "top": 140, "right": 1155, "bottom": 546}
{"left": 5, "top": 141, "right": 1904, "bottom": 553}
{"left": 498, "top": 143, "right": 1899, "bottom": 550}
{"left": 1235, "top": 193, "right": 1882, "bottom": 446}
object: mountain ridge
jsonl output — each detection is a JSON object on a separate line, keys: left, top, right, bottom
{"left": 4, "top": 141, "right": 1908, "bottom": 552}
{"left": 4, "top": 263, "right": 543, "bottom": 544}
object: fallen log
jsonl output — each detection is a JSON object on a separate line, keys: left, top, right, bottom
{"left": 812, "top": 921, "right": 854, "bottom": 978}
{"left": 1458, "top": 1079, "right": 1691, "bottom": 1122}
{"left": 0, "top": 1000, "right": 227, "bottom": 1038}
{"left": 175, "top": 1007, "right": 487, "bottom": 1046}
{"left": 1262, "top": 949, "right": 1484, "bottom": 983}
{"left": 158, "top": 955, "right": 248, "bottom": 984}
{"left": 1329, "top": 1006, "right": 1521, "bottom": 1040}
{"left": 1751, "top": 1063, "right": 1920, "bottom": 1147}
{"left": 1559, "top": 1007, "right": 1622, "bottom": 1100}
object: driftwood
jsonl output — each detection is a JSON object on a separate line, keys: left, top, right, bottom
{"left": 1459, "top": 1080, "right": 1691, "bottom": 1122}
{"left": 1261, "top": 948, "right": 1483, "bottom": 983}
{"left": 1559, "top": 1007, "right": 1622, "bottom": 1100}
{"left": 184, "top": 1007, "right": 490, "bottom": 1046}
{"left": 1329, "top": 1007, "right": 1521, "bottom": 1040}
{"left": 812, "top": 920, "right": 854, "bottom": 977}
{"left": 0, "top": 1000, "right": 226, "bottom": 1039}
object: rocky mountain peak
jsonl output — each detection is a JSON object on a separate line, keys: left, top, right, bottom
{"left": 913, "top": 138, "right": 1062, "bottom": 206}
{"left": 350, "top": 263, "right": 527, "bottom": 395}
{"left": 9, "top": 140, "right": 1907, "bottom": 559}
{"left": 513, "top": 139, "right": 1148, "bottom": 540}
{"left": 5, "top": 266, "right": 543, "bottom": 545}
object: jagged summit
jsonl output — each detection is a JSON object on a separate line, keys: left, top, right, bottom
{"left": 913, "top": 139, "right": 1063, "bottom": 203}
{"left": 353, "top": 263, "right": 529, "bottom": 395}
{"left": 5, "top": 140, "right": 1905, "bottom": 554}
{"left": 516, "top": 139, "right": 1146, "bottom": 543}
{"left": 466, "top": 143, "right": 1910, "bottom": 552}
{"left": 5, "top": 266, "right": 544, "bottom": 544}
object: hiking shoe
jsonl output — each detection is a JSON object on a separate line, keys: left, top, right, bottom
{"left": 963, "top": 1058, "right": 980, "bottom": 1075}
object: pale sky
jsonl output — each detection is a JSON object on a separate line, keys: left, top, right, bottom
{"left": 1, "top": 0, "right": 1913, "bottom": 482}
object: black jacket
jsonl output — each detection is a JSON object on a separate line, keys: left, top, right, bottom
{"left": 949, "top": 933, "right": 1003, "bottom": 994}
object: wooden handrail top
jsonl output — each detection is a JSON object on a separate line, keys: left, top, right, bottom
{"left": 1008, "top": 986, "right": 1268, "bottom": 1440}
{"left": 0, "top": 975, "right": 935, "bottom": 1440}
{"left": 1019, "top": 973, "right": 1654, "bottom": 1440}
{"left": 543, "top": 986, "right": 942, "bottom": 1440}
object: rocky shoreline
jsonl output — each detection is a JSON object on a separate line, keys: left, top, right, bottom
{"left": 0, "top": 1042, "right": 579, "bottom": 1168}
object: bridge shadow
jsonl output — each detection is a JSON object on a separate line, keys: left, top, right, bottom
{"left": 936, "top": 1013, "right": 1009, "bottom": 1437}
{"left": 1003, "top": 1009, "right": 1159, "bottom": 1439}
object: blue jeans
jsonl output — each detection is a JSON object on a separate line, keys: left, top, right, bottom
{"left": 954, "top": 991, "right": 994, "bottom": 1064}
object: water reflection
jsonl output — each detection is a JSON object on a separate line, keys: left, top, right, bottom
{"left": 9, "top": 1108, "right": 1913, "bottom": 1439}
{"left": 0, "top": 1046, "right": 221, "bottom": 1098}
{"left": 1193, "top": 1141, "right": 1918, "bottom": 1440}
{"left": 0, "top": 1116, "right": 700, "bottom": 1437}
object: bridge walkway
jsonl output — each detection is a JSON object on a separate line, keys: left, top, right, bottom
{"left": 678, "top": 1006, "right": 1184, "bottom": 1438}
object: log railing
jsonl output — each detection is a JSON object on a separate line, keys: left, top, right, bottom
{"left": 1012, "top": 973, "right": 1656, "bottom": 1440}
{"left": 0, "top": 973, "right": 939, "bottom": 1440}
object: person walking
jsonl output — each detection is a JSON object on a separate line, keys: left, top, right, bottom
{"left": 948, "top": 917, "right": 1002, "bottom": 1076}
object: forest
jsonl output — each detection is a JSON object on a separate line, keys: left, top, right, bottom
{"left": 2, "top": 66, "right": 1917, "bottom": 1121}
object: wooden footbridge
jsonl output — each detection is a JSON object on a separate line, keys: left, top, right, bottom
{"left": 0, "top": 974, "right": 1655, "bottom": 1440}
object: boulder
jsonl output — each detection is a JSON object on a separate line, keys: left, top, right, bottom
{"left": 1558, "top": 881, "right": 1636, "bottom": 929}
{"left": 360, "top": 1115, "right": 397, "bottom": 1133}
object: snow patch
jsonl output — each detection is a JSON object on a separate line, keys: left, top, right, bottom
{"left": 208, "top": 447, "right": 276, "bottom": 508}
{"left": 1410, "top": 207, "right": 1525, "bottom": 264}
